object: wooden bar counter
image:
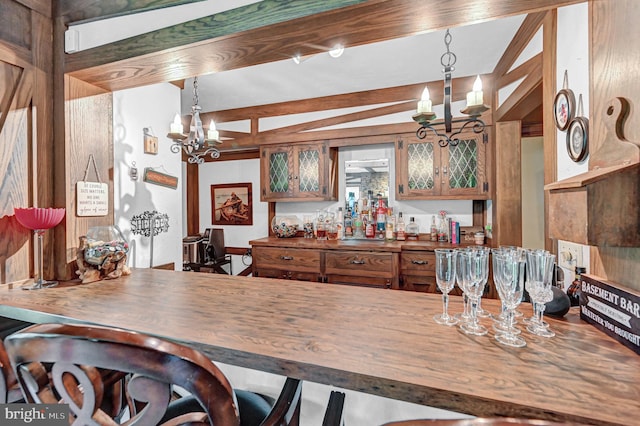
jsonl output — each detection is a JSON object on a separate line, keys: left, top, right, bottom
{"left": 0, "top": 269, "right": 637, "bottom": 425}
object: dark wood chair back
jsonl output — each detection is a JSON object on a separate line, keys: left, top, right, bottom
{"left": 4, "top": 323, "right": 301, "bottom": 426}
{"left": 380, "top": 418, "right": 589, "bottom": 426}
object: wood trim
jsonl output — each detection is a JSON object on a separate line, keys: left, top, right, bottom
{"left": 186, "top": 162, "right": 199, "bottom": 235}
{"left": 542, "top": 9, "right": 557, "bottom": 253}
{"left": 152, "top": 262, "right": 175, "bottom": 270}
{"left": 493, "top": 121, "right": 522, "bottom": 248}
{"left": 492, "top": 12, "right": 546, "bottom": 78}
{"left": 64, "top": 0, "right": 583, "bottom": 92}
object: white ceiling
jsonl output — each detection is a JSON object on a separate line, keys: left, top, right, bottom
{"left": 70, "top": 2, "right": 527, "bottom": 119}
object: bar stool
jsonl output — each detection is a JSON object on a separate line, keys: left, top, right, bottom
{"left": 5, "top": 323, "right": 301, "bottom": 426}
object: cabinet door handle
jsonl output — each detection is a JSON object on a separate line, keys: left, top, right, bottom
{"left": 350, "top": 259, "right": 366, "bottom": 265}
{"left": 435, "top": 167, "right": 439, "bottom": 176}
{"left": 411, "top": 260, "right": 429, "bottom": 265}
{"left": 280, "top": 256, "right": 294, "bottom": 260}
{"left": 443, "top": 166, "right": 448, "bottom": 174}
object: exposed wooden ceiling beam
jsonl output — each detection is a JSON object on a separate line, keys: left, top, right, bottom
{"left": 64, "top": 0, "right": 368, "bottom": 73}
{"left": 55, "top": 0, "right": 207, "bottom": 25}
{"left": 201, "top": 76, "right": 478, "bottom": 124}
{"left": 496, "top": 53, "right": 542, "bottom": 90}
{"left": 64, "top": 0, "right": 584, "bottom": 92}
{"left": 495, "top": 63, "right": 543, "bottom": 122}
{"left": 493, "top": 11, "right": 546, "bottom": 78}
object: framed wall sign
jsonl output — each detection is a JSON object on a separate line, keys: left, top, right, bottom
{"left": 566, "top": 116, "right": 589, "bottom": 162}
{"left": 211, "top": 183, "right": 253, "bottom": 225}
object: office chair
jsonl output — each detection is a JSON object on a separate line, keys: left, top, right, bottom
{"left": 4, "top": 323, "right": 301, "bottom": 426}
{"left": 205, "top": 228, "right": 233, "bottom": 274}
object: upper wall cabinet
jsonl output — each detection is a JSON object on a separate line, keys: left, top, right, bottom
{"left": 260, "top": 142, "right": 338, "bottom": 202}
{"left": 395, "top": 131, "right": 490, "bottom": 200}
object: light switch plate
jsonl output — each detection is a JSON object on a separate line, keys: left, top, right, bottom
{"left": 558, "top": 240, "right": 584, "bottom": 270}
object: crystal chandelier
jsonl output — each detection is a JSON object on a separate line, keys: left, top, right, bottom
{"left": 167, "top": 76, "right": 222, "bottom": 164}
{"left": 412, "top": 29, "right": 488, "bottom": 147}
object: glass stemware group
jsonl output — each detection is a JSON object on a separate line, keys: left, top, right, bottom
{"left": 431, "top": 246, "right": 558, "bottom": 347}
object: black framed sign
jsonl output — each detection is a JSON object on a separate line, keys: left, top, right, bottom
{"left": 553, "top": 88, "right": 576, "bottom": 131}
{"left": 566, "top": 116, "right": 589, "bottom": 162}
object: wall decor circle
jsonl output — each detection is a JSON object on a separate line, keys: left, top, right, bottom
{"left": 566, "top": 116, "right": 589, "bottom": 162}
{"left": 554, "top": 89, "right": 576, "bottom": 131}
{"left": 554, "top": 70, "right": 575, "bottom": 131}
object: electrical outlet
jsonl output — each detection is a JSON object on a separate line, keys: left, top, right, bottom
{"left": 558, "top": 240, "right": 584, "bottom": 270}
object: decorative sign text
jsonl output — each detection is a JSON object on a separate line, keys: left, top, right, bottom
{"left": 143, "top": 168, "right": 178, "bottom": 189}
{"left": 580, "top": 274, "right": 640, "bottom": 355}
{"left": 76, "top": 181, "right": 108, "bottom": 217}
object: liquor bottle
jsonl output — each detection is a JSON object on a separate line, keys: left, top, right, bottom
{"left": 336, "top": 207, "right": 344, "bottom": 240}
{"left": 430, "top": 215, "right": 437, "bottom": 241}
{"left": 344, "top": 209, "right": 353, "bottom": 238}
{"left": 567, "top": 266, "right": 585, "bottom": 307}
{"left": 406, "top": 217, "right": 419, "bottom": 241}
{"left": 375, "top": 194, "right": 386, "bottom": 238}
{"left": 385, "top": 213, "right": 395, "bottom": 241}
{"left": 365, "top": 211, "right": 375, "bottom": 238}
{"left": 396, "top": 212, "right": 406, "bottom": 241}
{"left": 347, "top": 192, "right": 356, "bottom": 212}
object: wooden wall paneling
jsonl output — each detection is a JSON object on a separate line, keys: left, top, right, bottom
{"left": 0, "top": 0, "right": 32, "bottom": 50}
{"left": 0, "top": 63, "right": 32, "bottom": 285}
{"left": 64, "top": 0, "right": 584, "bottom": 92}
{"left": 186, "top": 162, "right": 199, "bottom": 236}
{"left": 60, "top": 75, "right": 113, "bottom": 280}
{"left": 493, "top": 121, "right": 522, "bottom": 248}
{"left": 542, "top": 10, "right": 557, "bottom": 254}
{"left": 589, "top": 0, "right": 640, "bottom": 290}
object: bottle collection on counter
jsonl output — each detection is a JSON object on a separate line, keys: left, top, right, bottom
{"left": 295, "top": 192, "right": 472, "bottom": 243}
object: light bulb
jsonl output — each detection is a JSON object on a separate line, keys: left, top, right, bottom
{"left": 417, "top": 86, "right": 432, "bottom": 113}
{"left": 170, "top": 113, "right": 183, "bottom": 134}
{"left": 207, "top": 119, "right": 219, "bottom": 141}
{"left": 473, "top": 75, "right": 483, "bottom": 92}
{"left": 329, "top": 44, "right": 344, "bottom": 58}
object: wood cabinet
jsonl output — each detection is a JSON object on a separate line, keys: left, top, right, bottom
{"left": 252, "top": 246, "right": 322, "bottom": 282}
{"left": 400, "top": 250, "right": 466, "bottom": 295}
{"left": 325, "top": 250, "right": 398, "bottom": 288}
{"left": 260, "top": 142, "right": 338, "bottom": 202}
{"left": 395, "top": 131, "right": 490, "bottom": 200}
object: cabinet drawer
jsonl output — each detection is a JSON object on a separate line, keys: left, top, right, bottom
{"left": 401, "top": 275, "right": 438, "bottom": 293}
{"left": 400, "top": 251, "right": 436, "bottom": 274}
{"left": 253, "top": 247, "right": 321, "bottom": 273}
{"left": 325, "top": 251, "right": 394, "bottom": 277}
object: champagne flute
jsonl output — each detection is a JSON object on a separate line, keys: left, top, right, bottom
{"left": 459, "top": 249, "right": 489, "bottom": 336}
{"left": 433, "top": 249, "right": 459, "bottom": 326}
{"left": 526, "top": 256, "right": 556, "bottom": 338}
{"left": 454, "top": 250, "right": 471, "bottom": 323}
{"left": 493, "top": 251, "right": 527, "bottom": 347}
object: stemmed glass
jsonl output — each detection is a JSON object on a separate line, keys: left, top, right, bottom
{"left": 459, "top": 249, "right": 489, "bottom": 336}
{"left": 468, "top": 246, "right": 491, "bottom": 317}
{"left": 454, "top": 250, "right": 471, "bottom": 324}
{"left": 14, "top": 207, "right": 66, "bottom": 290}
{"left": 493, "top": 251, "right": 527, "bottom": 347}
{"left": 433, "top": 249, "right": 459, "bottom": 326}
{"left": 525, "top": 250, "right": 556, "bottom": 337}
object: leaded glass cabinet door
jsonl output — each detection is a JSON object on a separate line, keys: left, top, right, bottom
{"left": 261, "top": 145, "right": 293, "bottom": 200}
{"left": 396, "top": 136, "right": 440, "bottom": 199}
{"left": 293, "top": 144, "right": 326, "bottom": 199}
{"left": 441, "top": 131, "right": 488, "bottom": 198}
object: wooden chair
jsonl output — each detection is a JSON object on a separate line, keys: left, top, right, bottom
{"left": 322, "top": 390, "right": 346, "bottom": 426}
{"left": 4, "top": 323, "right": 301, "bottom": 426}
{"left": 380, "top": 418, "right": 589, "bottom": 426}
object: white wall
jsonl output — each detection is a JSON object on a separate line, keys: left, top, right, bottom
{"left": 113, "top": 83, "right": 183, "bottom": 270}
{"left": 198, "top": 158, "right": 268, "bottom": 274}
{"left": 556, "top": 3, "right": 591, "bottom": 288}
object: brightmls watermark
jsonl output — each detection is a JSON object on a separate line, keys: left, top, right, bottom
{"left": 1, "top": 404, "right": 68, "bottom": 425}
